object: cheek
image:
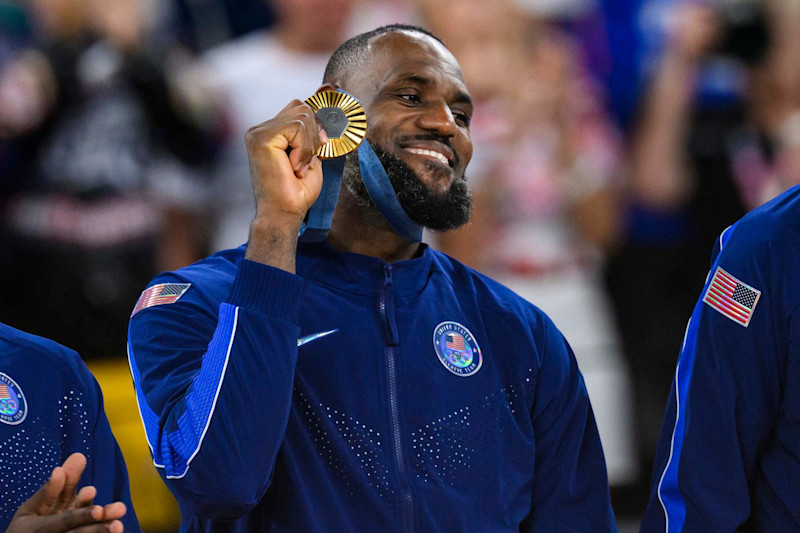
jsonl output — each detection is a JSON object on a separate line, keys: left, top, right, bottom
{"left": 365, "top": 106, "right": 414, "bottom": 145}
{"left": 458, "top": 135, "right": 473, "bottom": 168}
{"left": 364, "top": 120, "right": 392, "bottom": 148}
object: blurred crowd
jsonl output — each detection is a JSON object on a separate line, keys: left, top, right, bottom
{"left": 1, "top": 0, "right": 799, "bottom": 528}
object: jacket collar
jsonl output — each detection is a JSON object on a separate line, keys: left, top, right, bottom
{"left": 296, "top": 241, "right": 435, "bottom": 297}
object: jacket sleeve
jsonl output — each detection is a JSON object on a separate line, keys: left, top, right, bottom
{"left": 640, "top": 226, "right": 787, "bottom": 532}
{"left": 80, "top": 371, "right": 141, "bottom": 532}
{"left": 522, "top": 314, "right": 617, "bottom": 532}
{"left": 127, "top": 259, "right": 302, "bottom": 519}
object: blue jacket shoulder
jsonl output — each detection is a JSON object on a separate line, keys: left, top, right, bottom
{"left": 144, "top": 246, "right": 245, "bottom": 302}
{"left": 428, "top": 249, "right": 558, "bottom": 336}
{"left": 0, "top": 322, "right": 93, "bottom": 394}
{"left": 724, "top": 185, "right": 800, "bottom": 255}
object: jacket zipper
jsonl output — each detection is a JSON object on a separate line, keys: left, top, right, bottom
{"left": 381, "top": 264, "right": 413, "bottom": 532}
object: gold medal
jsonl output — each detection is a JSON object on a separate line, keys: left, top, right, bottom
{"left": 304, "top": 91, "right": 367, "bottom": 159}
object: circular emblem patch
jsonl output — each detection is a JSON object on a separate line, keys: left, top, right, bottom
{"left": 0, "top": 372, "right": 26, "bottom": 425}
{"left": 433, "top": 322, "right": 482, "bottom": 377}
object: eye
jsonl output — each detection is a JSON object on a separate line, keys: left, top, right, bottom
{"left": 452, "top": 109, "right": 472, "bottom": 127}
{"left": 397, "top": 93, "right": 422, "bottom": 104}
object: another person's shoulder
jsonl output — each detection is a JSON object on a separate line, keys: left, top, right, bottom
{"left": 727, "top": 185, "right": 800, "bottom": 255}
{"left": 710, "top": 186, "right": 800, "bottom": 321}
{"left": 0, "top": 323, "right": 97, "bottom": 407}
{"left": 0, "top": 323, "right": 85, "bottom": 379}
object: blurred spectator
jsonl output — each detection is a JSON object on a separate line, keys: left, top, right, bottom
{"left": 606, "top": 0, "right": 800, "bottom": 509}
{"left": 417, "top": 0, "right": 636, "bottom": 488}
{"left": 586, "top": 0, "right": 672, "bottom": 132}
{"left": 0, "top": 0, "right": 216, "bottom": 360}
{"left": 0, "top": 1, "right": 30, "bottom": 64}
{"left": 349, "top": 0, "right": 416, "bottom": 34}
{"left": 168, "top": 0, "right": 275, "bottom": 53}
{"left": 202, "top": 0, "right": 357, "bottom": 251}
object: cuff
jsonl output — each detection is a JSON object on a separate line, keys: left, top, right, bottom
{"left": 226, "top": 259, "right": 303, "bottom": 322}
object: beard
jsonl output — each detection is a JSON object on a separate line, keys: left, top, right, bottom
{"left": 342, "top": 142, "right": 472, "bottom": 232}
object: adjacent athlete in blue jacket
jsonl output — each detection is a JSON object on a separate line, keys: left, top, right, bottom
{"left": 641, "top": 185, "right": 800, "bottom": 532}
{"left": 0, "top": 322, "right": 138, "bottom": 532}
{"left": 128, "top": 24, "right": 616, "bottom": 532}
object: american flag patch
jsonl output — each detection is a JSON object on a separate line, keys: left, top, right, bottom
{"left": 131, "top": 283, "right": 191, "bottom": 317}
{"left": 702, "top": 267, "right": 761, "bottom": 327}
{"left": 0, "top": 384, "right": 8, "bottom": 399}
{"left": 446, "top": 333, "right": 466, "bottom": 351}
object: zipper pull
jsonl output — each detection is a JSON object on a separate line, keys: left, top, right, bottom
{"left": 384, "top": 263, "right": 393, "bottom": 287}
{"left": 383, "top": 264, "right": 399, "bottom": 346}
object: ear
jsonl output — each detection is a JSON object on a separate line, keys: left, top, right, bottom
{"left": 315, "top": 83, "right": 338, "bottom": 94}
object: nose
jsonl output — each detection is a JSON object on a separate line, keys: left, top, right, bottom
{"left": 416, "top": 100, "right": 457, "bottom": 137}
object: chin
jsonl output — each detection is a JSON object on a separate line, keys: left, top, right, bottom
{"left": 417, "top": 162, "right": 455, "bottom": 192}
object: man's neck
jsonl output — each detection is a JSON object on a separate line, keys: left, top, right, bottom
{"left": 326, "top": 189, "right": 421, "bottom": 263}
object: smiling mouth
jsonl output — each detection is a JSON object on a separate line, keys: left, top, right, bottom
{"left": 404, "top": 148, "right": 451, "bottom": 167}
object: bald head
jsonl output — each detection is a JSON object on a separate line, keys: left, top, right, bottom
{"left": 323, "top": 24, "right": 446, "bottom": 87}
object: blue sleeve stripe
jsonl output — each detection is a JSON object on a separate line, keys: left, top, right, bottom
{"left": 128, "top": 304, "right": 239, "bottom": 479}
{"left": 127, "top": 342, "right": 164, "bottom": 466}
{"left": 656, "top": 223, "right": 736, "bottom": 532}
{"left": 167, "top": 304, "right": 238, "bottom": 479}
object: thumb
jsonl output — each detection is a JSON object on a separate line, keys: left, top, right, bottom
{"left": 299, "top": 155, "right": 324, "bottom": 207}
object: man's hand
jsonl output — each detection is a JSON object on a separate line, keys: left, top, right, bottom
{"left": 6, "top": 453, "right": 127, "bottom": 533}
{"left": 244, "top": 99, "right": 328, "bottom": 272}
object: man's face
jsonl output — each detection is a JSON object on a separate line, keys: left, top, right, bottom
{"left": 341, "top": 31, "right": 474, "bottom": 231}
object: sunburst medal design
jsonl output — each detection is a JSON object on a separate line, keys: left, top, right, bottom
{"left": 304, "top": 91, "right": 367, "bottom": 159}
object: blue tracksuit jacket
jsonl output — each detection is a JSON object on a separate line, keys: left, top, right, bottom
{"left": 641, "top": 185, "right": 800, "bottom": 532}
{"left": 0, "top": 322, "right": 139, "bottom": 532}
{"left": 128, "top": 241, "right": 615, "bottom": 532}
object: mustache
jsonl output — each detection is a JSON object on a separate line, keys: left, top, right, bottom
{"left": 393, "top": 134, "right": 459, "bottom": 166}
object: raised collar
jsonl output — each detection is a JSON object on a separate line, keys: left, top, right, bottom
{"left": 296, "top": 241, "right": 436, "bottom": 297}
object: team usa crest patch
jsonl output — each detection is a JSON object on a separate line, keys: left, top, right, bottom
{"left": 702, "top": 266, "right": 761, "bottom": 327}
{"left": 433, "top": 322, "right": 482, "bottom": 377}
{"left": 0, "top": 372, "right": 27, "bottom": 425}
{"left": 131, "top": 283, "right": 191, "bottom": 317}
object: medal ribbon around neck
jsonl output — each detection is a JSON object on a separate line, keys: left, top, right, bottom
{"left": 299, "top": 90, "right": 422, "bottom": 243}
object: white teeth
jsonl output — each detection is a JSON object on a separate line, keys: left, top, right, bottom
{"left": 406, "top": 148, "right": 449, "bottom": 165}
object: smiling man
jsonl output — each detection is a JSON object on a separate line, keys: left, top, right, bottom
{"left": 127, "top": 25, "right": 616, "bottom": 531}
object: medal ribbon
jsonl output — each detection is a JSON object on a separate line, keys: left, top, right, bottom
{"left": 299, "top": 140, "right": 422, "bottom": 243}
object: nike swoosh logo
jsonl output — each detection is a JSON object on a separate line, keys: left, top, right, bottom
{"left": 297, "top": 329, "right": 339, "bottom": 347}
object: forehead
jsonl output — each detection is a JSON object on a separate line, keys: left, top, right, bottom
{"left": 348, "top": 31, "right": 468, "bottom": 100}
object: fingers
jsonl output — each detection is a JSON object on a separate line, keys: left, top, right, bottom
{"left": 61, "top": 453, "right": 88, "bottom": 479}
{"left": 100, "top": 502, "right": 127, "bottom": 521}
{"left": 245, "top": 101, "right": 328, "bottom": 174}
{"left": 243, "top": 99, "right": 330, "bottom": 228}
{"left": 67, "top": 519, "right": 124, "bottom": 533}
{"left": 63, "top": 502, "right": 126, "bottom": 531}
{"left": 58, "top": 453, "right": 88, "bottom": 511}
{"left": 74, "top": 486, "right": 97, "bottom": 508}
{"left": 67, "top": 504, "right": 125, "bottom": 533}
{"left": 14, "top": 466, "right": 65, "bottom": 516}
{"left": 278, "top": 102, "right": 323, "bottom": 173}
{"left": 13, "top": 505, "right": 105, "bottom": 533}
{"left": 286, "top": 117, "right": 316, "bottom": 173}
